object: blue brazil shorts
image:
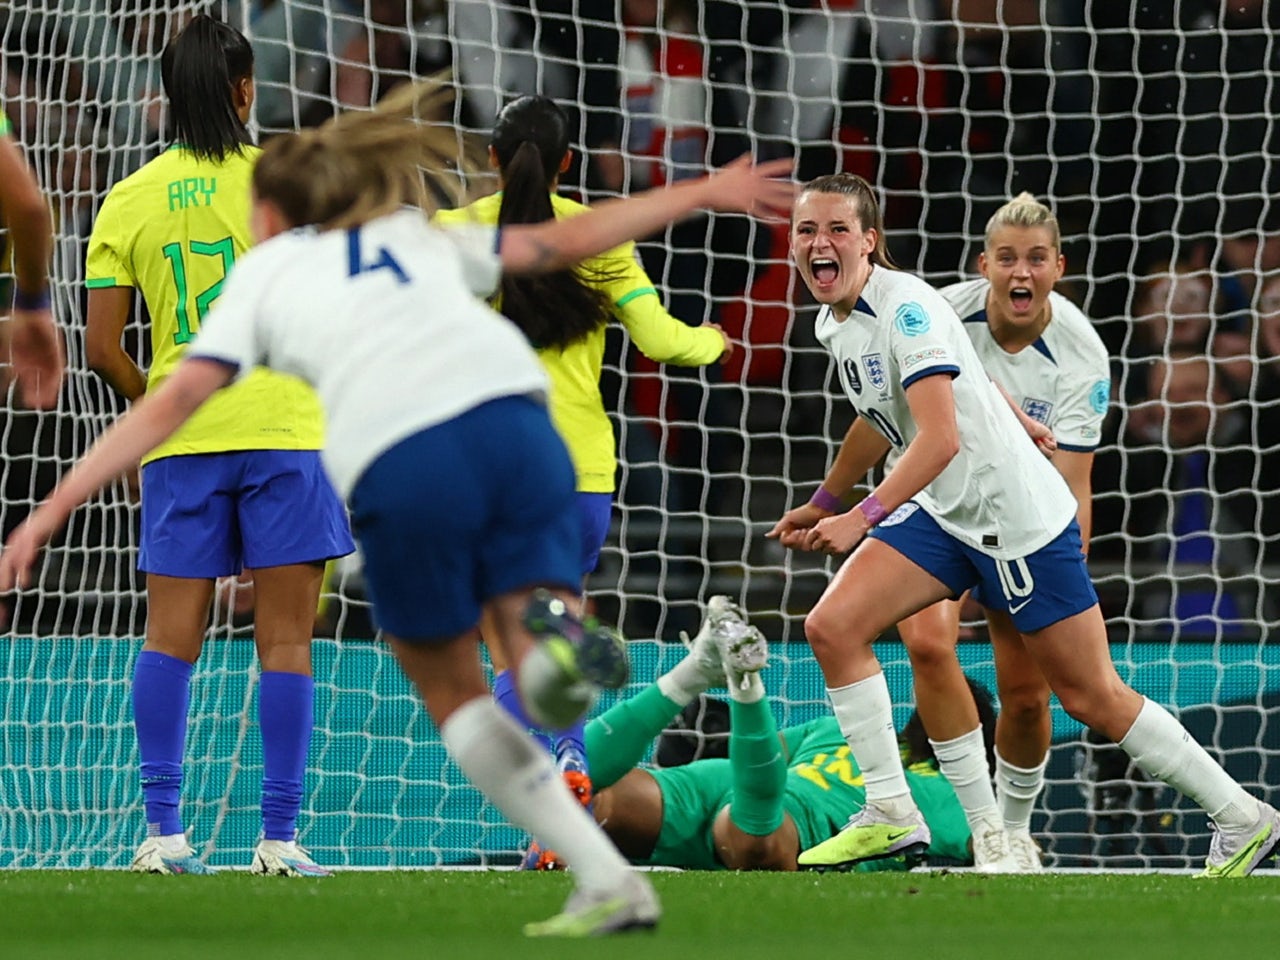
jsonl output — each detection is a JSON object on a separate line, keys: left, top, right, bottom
{"left": 868, "top": 501, "right": 1097, "bottom": 633}
{"left": 349, "top": 395, "right": 581, "bottom": 641}
{"left": 139, "top": 449, "right": 354, "bottom": 578}
{"left": 576, "top": 492, "right": 613, "bottom": 577}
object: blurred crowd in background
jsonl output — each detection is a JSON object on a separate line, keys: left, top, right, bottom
{"left": 3, "top": 0, "right": 1279, "bottom": 641}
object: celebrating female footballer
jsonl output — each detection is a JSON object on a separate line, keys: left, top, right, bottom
{"left": 83, "top": 16, "right": 353, "bottom": 877}
{"left": 2, "top": 80, "right": 794, "bottom": 934}
{"left": 892, "top": 193, "right": 1112, "bottom": 871}
{"left": 769, "top": 173, "right": 1279, "bottom": 878}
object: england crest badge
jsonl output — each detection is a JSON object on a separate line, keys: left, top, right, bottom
{"left": 862, "top": 353, "right": 887, "bottom": 391}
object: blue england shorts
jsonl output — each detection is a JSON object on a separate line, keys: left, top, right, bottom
{"left": 348, "top": 395, "right": 581, "bottom": 642}
{"left": 867, "top": 501, "right": 1097, "bottom": 633}
{"left": 576, "top": 492, "right": 613, "bottom": 577}
{"left": 139, "top": 449, "right": 355, "bottom": 578}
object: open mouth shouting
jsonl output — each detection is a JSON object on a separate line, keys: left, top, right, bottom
{"left": 811, "top": 257, "right": 840, "bottom": 292}
{"left": 1009, "top": 285, "right": 1035, "bottom": 314}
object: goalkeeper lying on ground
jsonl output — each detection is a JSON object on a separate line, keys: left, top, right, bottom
{"left": 569, "top": 598, "right": 983, "bottom": 871}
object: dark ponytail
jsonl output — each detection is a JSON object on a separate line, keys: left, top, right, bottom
{"left": 160, "top": 15, "right": 254, "bottom": 162}
{"left": 491, "top": 96, "right": 615, "bottom": 350}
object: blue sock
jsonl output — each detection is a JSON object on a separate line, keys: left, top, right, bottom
{"left": 553, "top": 722, "right": 588, "bottom": 771}
{"left": 259, "top": 671, "right": 314, "bottom": 841}
{"left": 132, "top": 650, "right": 192, "bottom": 837}
{"left": 493, "top": 669, "right": 553, "bottom": 753}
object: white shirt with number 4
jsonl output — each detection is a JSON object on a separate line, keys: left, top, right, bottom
{"left": 189, "top": 208, "right": 549, "bottom": 498}
{"left": 814, "top": 265, "right": 1076, "bottom": 560}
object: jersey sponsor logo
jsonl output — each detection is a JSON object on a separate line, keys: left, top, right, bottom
{"left": 862, "top": 352, "right": 887, "bottom": 390}
{"left": 843, "top": 357, "right": 863, "bottom": 395}
{"left": 901, "top": 346, "right": 947, "bottom": 371}
{"left": 894, "top": 301, "right": 931, "bottom": 337}
{"left": 1021, "top": 397, "right": 1054, "bottom": 424}
{"left": 877, "top": 502, "right": 919, "bottom": 527}
{"left": 1090, "top": 379, "right": 1110, "bottom": 415}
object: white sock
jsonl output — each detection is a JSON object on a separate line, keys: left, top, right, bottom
{"left": 657, "top": 658, "right": 714, "bottom": 707}
{"left": 995, "top": 751, "right": 1047, "bottom": 833}
{"left": 441, "top": 698, "right": 631, "bottom": 888}
{"left": 929, "top": 727, "right": 1000, "bottom": 832}
{"left": 1118, "top": 697, "right": 1257, "bottom": 829}
{"left": 726, "top": 669, "right": 765, "bottom": 704}
{"left": 828, "top": 673, "right": 914, "bottom": 813}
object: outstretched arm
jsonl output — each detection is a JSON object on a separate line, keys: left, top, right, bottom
{"left": 498, "top": 155, "right": 793, "bottom": 275}
{"left": 0, "top": 358, "right": 232, "bottom": 589}
{"left": 0, "top": 128, "right": 63, "bottom": 408}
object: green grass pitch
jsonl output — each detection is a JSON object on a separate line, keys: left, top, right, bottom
{"left": 2, "top": 870, "right": 1276, "bottom": 959}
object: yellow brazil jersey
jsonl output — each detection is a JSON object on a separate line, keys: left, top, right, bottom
{"left": 434, "top": 193, "right": 722, "bottom": 493}
{"left": 85, "top": 145, "right": 324, "bottom": 465}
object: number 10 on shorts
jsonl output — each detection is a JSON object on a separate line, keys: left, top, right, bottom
{"left": 996, "top": 557, "right": 1034, "bottom": 608}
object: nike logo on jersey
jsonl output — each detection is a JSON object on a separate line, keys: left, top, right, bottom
{"left": 1008, "top": 597, "right": 1034, "bottom": 615}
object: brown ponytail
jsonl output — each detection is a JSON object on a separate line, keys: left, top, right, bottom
{"left": 798, "top": 173, "right": 897, "bottom": 269}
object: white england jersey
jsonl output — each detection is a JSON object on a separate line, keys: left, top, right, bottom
{"left": 815, "top": 266, "right": 1076, "bottom": 559}
{"left": 189, "top": 209, "right": 548, "bottom": 497}
{"left": 942, "top": 278, "right": 1112, "bottom": 451}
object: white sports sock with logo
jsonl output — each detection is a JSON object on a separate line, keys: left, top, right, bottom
{"left": 930, "top": 727, "right": 1001, "bottom": 832}
{"left": 1118, "top": 697, "right": 1257, "bottom": 829}
{"left": 995, "top": 752, "right": 1047, "bottom": 833}
{"left": 828, "top": 672, "right": 915, "bottom": 816}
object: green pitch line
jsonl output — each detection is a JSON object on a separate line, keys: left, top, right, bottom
{"left": 0, "top": 870, "right": 1276, "bottom": 959}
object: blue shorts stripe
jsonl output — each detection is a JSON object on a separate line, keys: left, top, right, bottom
{"left": 576, "top": 492, "right": 613, "bottom": 577}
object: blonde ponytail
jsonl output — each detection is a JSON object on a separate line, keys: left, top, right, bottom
{"left": 254, "top": 75, "right": 483, "bottom": 231}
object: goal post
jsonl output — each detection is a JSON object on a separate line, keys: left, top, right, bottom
{"left": 0, "top": 0, "right": 1276, "bottom": 869}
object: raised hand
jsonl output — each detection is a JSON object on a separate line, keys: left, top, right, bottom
{"left": 701, "top": 155, "right": 796, "bottom": 220}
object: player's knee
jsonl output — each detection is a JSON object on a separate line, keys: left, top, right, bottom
{"left": 998, "top": 678, "right": 1050, "bottom": 724}
{"left": 903, "top": 631, "right": 955, "bottom": 673}
{"left": 804, "top": 606, "right": 863, "bottom": 662}
{"left": 1054, "top": 677, "right": 1127, "bottom": 732}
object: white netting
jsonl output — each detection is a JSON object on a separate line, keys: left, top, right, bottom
{"left": 0, "top": 0, "right": 1277, "bottom": 869}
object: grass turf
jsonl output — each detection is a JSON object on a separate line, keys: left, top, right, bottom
{"left": 2, "top": 869, "right": 1277, "bottom": 959}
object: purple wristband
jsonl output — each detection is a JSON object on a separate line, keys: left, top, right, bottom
{"left": 13, "top": 286, "right": 51, "bottom": 311}
{"left": 856, "top": 493, "right": 888, "bottom": 526}
{"left": 808, "top": 487, "right": 844, "bottom": 513}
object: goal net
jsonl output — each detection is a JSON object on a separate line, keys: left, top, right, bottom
{"left": 1, "top": 0, "right": 1276, "bottom": 870}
